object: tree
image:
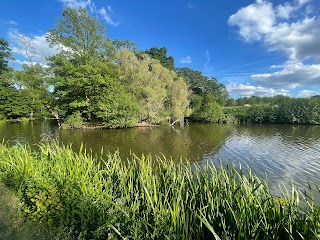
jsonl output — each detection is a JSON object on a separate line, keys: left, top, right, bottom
{"left": 47, "top": 8, "right": 139, "bottom": 127}
{"left": 191, "top": 94, "right": 225, "bottom": 123}
{"left": 0, "top": 38, "right": 30, "bottom": 119}
{"left": 14, "top": 64, "right": 49, "bottom": 119}
{"left": 118, "top": 49, "right": 190, "bottom": 125}
{"left": 144, "top": 47, "right": 175, "bottom": 71}
{"left": 176, "top": 67, "right": 229, "bottom": 106}
{"left": 47, "top": 7, "right": 110, "bottom": 64}
{"left": 0, "top": 37, "right": 13, "bottom": 75}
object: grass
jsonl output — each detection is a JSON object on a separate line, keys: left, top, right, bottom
{"left": 0, "top": 182, "right": 53, "bottom": 240}
{"left": 0, "top": 142, "right": 319, "bottom": 239}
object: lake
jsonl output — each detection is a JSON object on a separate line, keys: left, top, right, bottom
{"left": 1, "top": 120, "right": 320, "bottom": 196}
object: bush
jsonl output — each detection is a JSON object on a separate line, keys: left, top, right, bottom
{"left": 62, "top": 111, "right": 84, "bottom": 129}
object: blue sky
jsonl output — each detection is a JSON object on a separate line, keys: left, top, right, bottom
{"left": 1, "top": 0, "right": 320, "bottom": 98}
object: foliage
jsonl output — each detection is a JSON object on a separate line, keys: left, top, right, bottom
{"left": 176, "top": 67, "right": 229, "bottom": 106}
{"left": 191, "top": 94, "right": 225, "bottom": 122}
{"left": 47, "top": 8, "right": 139, "bottom": 128}
{"left": 0, "top": 143, "right": 319, "bottom": 240}
{"left": 0, "top": 71, "right": 32, "bottom": 119}
{"left": 144, "top": 47, "right": 175, "bottom": 71}
{"left": 0, "top": 37, "right": 13, "bottom": 75}
{"left": 227, "top": 97, "right": 320, "bottom": 124}
{"left": 14, "top": 64, "right": 49, "bottom": 119}
{"left": 61, "top": 111, "right": 84, "bottom": 129}
{"left": 95, "top": 85, "right": 139, "bottom": 128}
{"left": 47, "top": 7, "right": 109, "bottom": 63}
{"left": 118, "top": 49, "right": 191, "bottom": 124}
{"left": 1, "top": 9, "right": 231, "bottom": 126}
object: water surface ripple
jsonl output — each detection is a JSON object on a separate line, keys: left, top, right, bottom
{"left": 1, "top": 121, "right": 319, "bottom": 196}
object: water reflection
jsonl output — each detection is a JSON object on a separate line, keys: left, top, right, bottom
{"left": 58, "top": 123, "right": 229, "bottom": 161}
{"left": 0, "top": 121, "right": 319, "bottom": 197}
{"left": 203, "top": 124, "right": 320, "bottom": 196}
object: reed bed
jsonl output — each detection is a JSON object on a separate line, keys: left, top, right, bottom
{"left": 0, "top": 142, "right": 319, "bottom": 240}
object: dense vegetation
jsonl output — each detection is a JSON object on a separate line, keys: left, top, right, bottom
{"left": 0, "top": 7, "right": 229, "bottom": 127}
{"left": 0, "top": 142, "right": 319, "bottom": 239}
{"left": 225, "top": 96, "right": 320, "bottom": 124}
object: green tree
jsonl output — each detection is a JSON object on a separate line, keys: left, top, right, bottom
{"left": 14, "top": 64, "right": 49, "bottom": 119}
{"left": 191, "top": 94, "right": 224, "bottom": 123}
{"left": 0, "top": 71, "right": 31, "bottom": 119}
{"left": 144, "top": 47, "right": 175, "bottom": 71}
{"left": 0, "top": 38, "right": 31, "bottom": 119}
{"left": 118, "top": 49, "right": 190, "bottom": 125}
{"left": 47, "top": 8, "right": 138, "bottom": 127}
{"left": 176, "top": 67, "right": 229, "bottom": 106}
{"left": 0, "top": 37, "right": 13, "bottom": 75}
{"left": 47, "top": 7, "right": 110, "bottom": 64}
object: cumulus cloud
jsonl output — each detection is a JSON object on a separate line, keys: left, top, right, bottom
{"left": 180, "top": 56, "right": 192, "bottom": 64}
{"left": 57, "top": 0, "right": 119, "bottom": 27}
{"left": 276, "top": 3, "right": 295, "bottom": 19}
{"left": 7, "top": 29, "right": 59, "bottom": 63}
{"left": 251, "top": 61, "right": 320, "bottom": 89}
{"left": 227, "top": 82, "right": 289, "bottom": 97}
{"left": 228, "top": 0, "right": 319, "bottom": 60}
{"left": 228, "top": 0, "right": 320, "bottom": 95}
{"left": 228, "top": 0, "right": 276, "bottom": 42}
{"left": 295, "top": 89, "right": 320, "bottom": 97}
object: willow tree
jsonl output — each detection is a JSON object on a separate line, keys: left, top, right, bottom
{"left": 118, "top": 49, "right": 191, "bottom": 125}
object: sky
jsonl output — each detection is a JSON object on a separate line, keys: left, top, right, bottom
{"left": 1, "top": 0, "right": 320, "bottom": 98}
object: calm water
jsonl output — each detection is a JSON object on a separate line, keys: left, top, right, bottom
{"left": 1, "top": 121, "right": 320, "bottom": 196}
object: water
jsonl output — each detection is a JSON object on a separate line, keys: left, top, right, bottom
{"left": 1, "top": 121, "right": 320, "bottom": 196}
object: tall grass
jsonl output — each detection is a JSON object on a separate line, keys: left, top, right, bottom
{"left": 0, "top": 142, "right": 319, "bottom": 239}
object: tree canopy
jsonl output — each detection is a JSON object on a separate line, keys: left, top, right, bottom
{"left": 144, "top": 47, "right": 175, "bottom": 71}
{"left": 0, "top": 37, "right": 13, "bottom": 75}
{"left": 0, "top": 7, "right": 231, "bottom": 127}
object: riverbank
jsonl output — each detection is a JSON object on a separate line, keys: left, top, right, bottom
{"left": 0, "top": 142, "right": 319, "bottom": 239}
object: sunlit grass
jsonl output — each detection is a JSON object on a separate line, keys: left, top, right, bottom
{"left": 0, "top": 142, "right": 319, "bottom": 239}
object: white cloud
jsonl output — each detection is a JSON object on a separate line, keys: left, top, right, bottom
{"left": 180, "top": 56, "right": 192, "bottom": 64}
{"left": 57, "top": 0, "right": 119, "bottom": 27}
{"left": 7, "top": 29, "right": 59, "bottom": 63}
{"left": 8, "top": 20, "right": 18, "bottom": 25}
{"left": 251, "top": 61, "right": 320, "bottom": 89}
{"left": 203, "top": 51, "right": 214, "bottom": 76}
{"left": 266, "top": 17, "right": 320, "bottom": 61}
{"left": 228, "top": 0, "right": 276, "bottom": 42}
{"left": 14, "top": 59, "right": 49, "bottom": 68}
{"left": 295, "top": 89, "right": 320, "bottom": 97}
{"left": 97, "top": 7, "right": 119, "bottom": 27}
{"left": 227, "top": 82, "right": 289, "bottom": 97}
{"left": 58, "top": 0, "right": 90, "bottom": 9}
{"left": 276, "top": 3, "right": 295, "bottom": 19}
{"left": 228, "top": 0, "right": 320, "bottom": 61}
{"left": 228, "top": 0, "right": 320, "bottom": 94}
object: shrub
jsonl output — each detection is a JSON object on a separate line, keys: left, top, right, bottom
{"left": 62, "top": 111, "right": 84, "bottom": 129}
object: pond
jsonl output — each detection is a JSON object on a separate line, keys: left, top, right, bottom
{"left": 1, "top": 120, "right": 320, "bottom": 196}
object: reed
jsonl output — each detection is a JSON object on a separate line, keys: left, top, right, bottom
{"left": 0, "top": 142, "right": 319, "bottom": 239}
